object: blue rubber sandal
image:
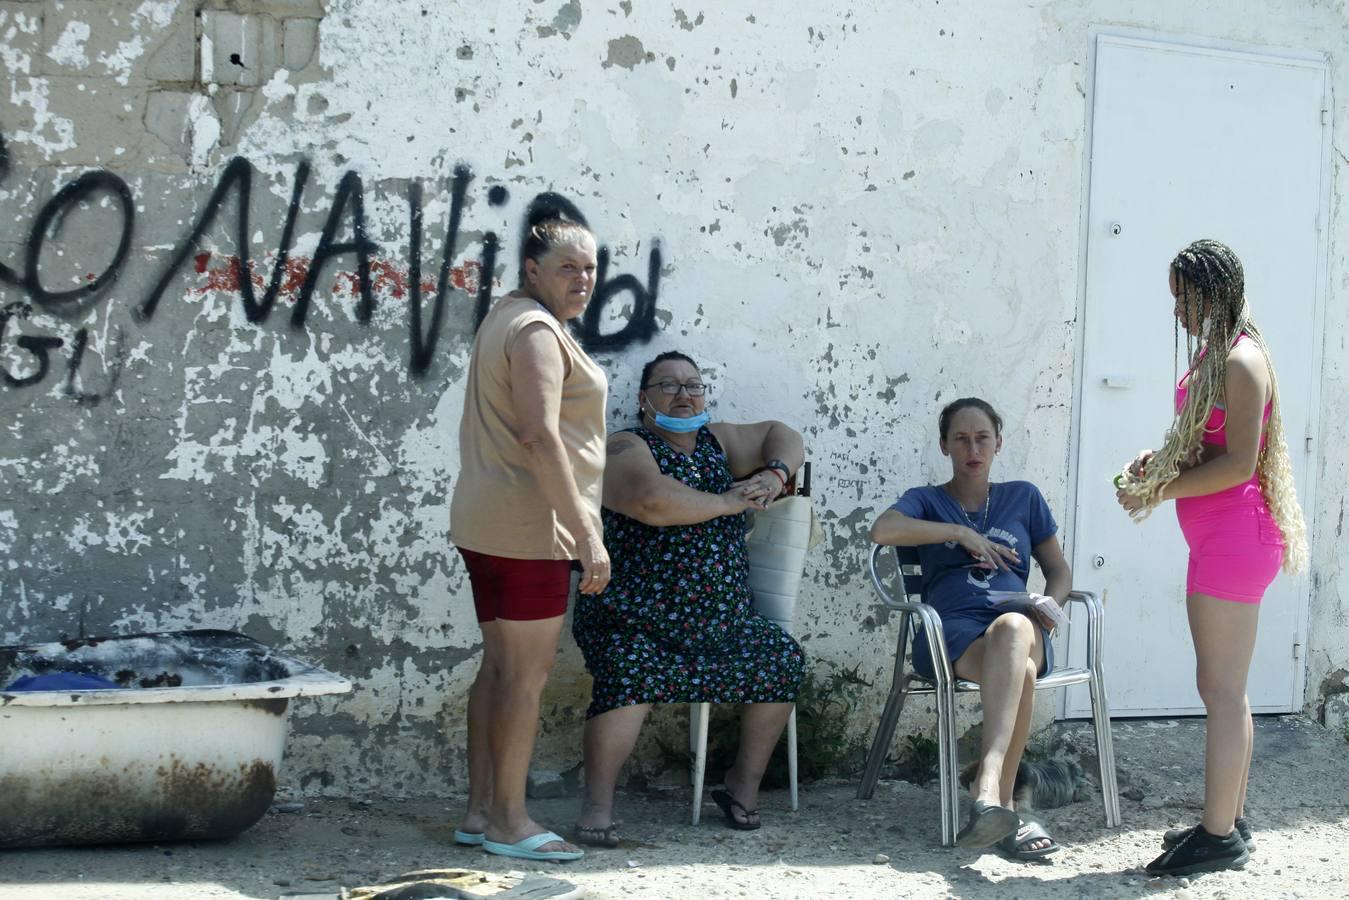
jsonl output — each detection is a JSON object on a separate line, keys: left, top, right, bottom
{"left": 483, "top": 830, "right": 584, "bottom": 862}
{"left": 453, "top": 829, "right": 485, "bottom": 846}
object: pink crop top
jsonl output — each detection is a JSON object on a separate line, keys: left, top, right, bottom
{"left": 1174, "top": 333, "right": 1271, "bottom": 448}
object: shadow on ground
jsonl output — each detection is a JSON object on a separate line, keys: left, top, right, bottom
{"left": 1, "top": 716, "right": 1347, "bottom": 899}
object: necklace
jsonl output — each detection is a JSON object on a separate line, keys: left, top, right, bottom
{"left": 947, "top": 483, "right": 992, "bottom": 534}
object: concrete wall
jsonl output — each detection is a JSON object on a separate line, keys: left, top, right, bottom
{"left": 1, "top": 0, "right": 1346, "bottom": 796}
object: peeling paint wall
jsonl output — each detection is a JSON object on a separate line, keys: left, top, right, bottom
{"left": 1, "top": 0, "right": 1346, "bottom": 796}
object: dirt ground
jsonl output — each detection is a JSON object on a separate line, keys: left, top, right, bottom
{"left": 2, "top": 717, "right": 1347, "bottom": 900}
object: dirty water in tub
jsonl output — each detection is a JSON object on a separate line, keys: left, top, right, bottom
{"left": 0, "top": 630, "right": 301, "bottom": 691}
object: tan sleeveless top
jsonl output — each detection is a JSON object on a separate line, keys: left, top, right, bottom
{"left": 449, "top": 294, "right": 607, "bottom": 560}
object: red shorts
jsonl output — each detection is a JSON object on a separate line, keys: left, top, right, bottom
{"left": 456, "top": 547, "right": 575, "bottom": 623}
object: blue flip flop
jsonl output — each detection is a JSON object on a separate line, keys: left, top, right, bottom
{"left": 453, "top": 829, "right": 485, "bottom": 846}
{"left": 483, "top": 830, "right": 584, "bottom": 862}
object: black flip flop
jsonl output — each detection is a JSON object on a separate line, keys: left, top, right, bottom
{"left": 996, "top": 818, "right": 1061, "bottom": 861}
{"left": 955, "top": 800, "right": 1019, "bottom": 848}
{"left": 573, "top": 823, "right": 622, "bottom": 848}
{"left": 710, "top": 789, "right": 761, "bottom": 831}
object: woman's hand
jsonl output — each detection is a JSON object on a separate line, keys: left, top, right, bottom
{"left": 743, "top": 469, "right": 786, "bottom": 505}
{"left": 1028, "top": 593, "right": 1059, "bottom": 633}
{"left": 723, "top": 477, "right": 774, "bottom": 514}
{"left": 954, "top": 525, "right": 1019, "bottom": 571}
{"left": 1128, "top": 449, "right": 1154, "bottom": 477}
{"left": 1116, "top": 486, "right": 1146, "bottom": 514}
{"left": 577, "top": 532, "right": 611, "bottom": 595}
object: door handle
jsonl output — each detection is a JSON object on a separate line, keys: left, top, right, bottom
{"left": 1102, "top": 376, "right": 1134, "bottom": 389}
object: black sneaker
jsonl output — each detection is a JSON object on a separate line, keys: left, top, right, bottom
{"left": 1146, "top": 826, "right": 1250, "bottom": 876}
{"left": 1162, "top": 816, "right": 1255, "bottom": 853}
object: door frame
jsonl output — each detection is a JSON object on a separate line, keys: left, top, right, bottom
{"left": 1060, "top": 29, "right": 1333, "bottom": 718}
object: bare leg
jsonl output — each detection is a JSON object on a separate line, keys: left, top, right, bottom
{"left": 954, "top": 614, "right": 1050, "bottom": 851}
{"left": 458, "top": 621, "right": 501, "bottom": 835}
{"left": 577, "top": 704, "right": 652, "bottom": 830}
{"left": 954, "top": 614, "right": 1045, "bottom": 806}
{"left": 1188, "top": 593, "right": 1259, "bottom": 837}
{"left": 998, "top": 658, "right": 1040, "bottom": 809}
{"left": 722, "top": 702, "right": 794, "bottom": 826}
{"left": 1236, "top": 710, "right": 1253, "bottom": 818}
{"left": 483, "top": 615, "right": 578, "bottom": 854}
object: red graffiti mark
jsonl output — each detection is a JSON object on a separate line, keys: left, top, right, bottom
{"left": 281, "top": 257, "right": 310, "bottom": 298}
{"left": 369, "top": 260, "right": 407, "bottom": 299}
{"left": 189, "top": 255, "right": 481, "bottom": 303}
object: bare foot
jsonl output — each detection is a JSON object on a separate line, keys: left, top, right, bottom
{"left": 459, "top": 806, "right": 489, "bottom": 836}
{"left": 576, "top": 799, "right": 615, "bottom": 832}
{"left": 721, "top": 768, "right": 762, "bottom": 828}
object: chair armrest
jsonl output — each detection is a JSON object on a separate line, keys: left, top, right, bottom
{"left": 1063, "top": 589, "right": 1103, "bottom": 621}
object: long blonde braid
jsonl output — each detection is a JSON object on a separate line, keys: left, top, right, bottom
{"left": 1118, "top": 239, "right": 1307, "bottom": 573}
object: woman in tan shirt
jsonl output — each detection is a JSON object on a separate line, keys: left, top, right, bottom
{"left": 449, "top": 197, "right": 609, "bottom": 862}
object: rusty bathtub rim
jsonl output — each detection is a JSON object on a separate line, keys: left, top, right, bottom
{"left": 0, "top": 629, "right": 352, "bottom": 708}
{"left": 0, "top": 673, "right": 351, "bottom": 707}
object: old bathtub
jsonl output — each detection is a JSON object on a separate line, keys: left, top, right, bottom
{"left": 0, "top": 629, "right": 351, "bottom": 848}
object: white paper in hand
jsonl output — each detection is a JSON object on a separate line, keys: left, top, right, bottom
{"left": 986, "top": 591, "right": 1069, "bottom": 631}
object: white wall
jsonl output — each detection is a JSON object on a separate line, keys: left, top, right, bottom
{"left": 0, "top": 0, "right": 1345, "bottom": 795}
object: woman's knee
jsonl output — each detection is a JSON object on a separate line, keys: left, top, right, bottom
{"left": 1195, "top": 669, "right": 1247, "bottom": 710}
{"left": 986, "top": 612, "right": 1035, "bottom": 647}
{"left": 499, "top": 647, "right": 559, "bottom": 689}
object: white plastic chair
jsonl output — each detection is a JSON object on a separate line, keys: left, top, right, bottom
{"left": 689, "top": 494, "right": 813, "bottom": 824}
{"left": 856, "top": 543, "right": 1121, "bottom": 846}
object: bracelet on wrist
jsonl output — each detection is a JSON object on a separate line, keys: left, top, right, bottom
{"left": 765, "top": 459, "right": 791, "bottom": 484}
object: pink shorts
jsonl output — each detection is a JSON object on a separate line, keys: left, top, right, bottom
{"left": 456, "top": 548, "right": 576, "bottom": 622}
{"left": 1176, "top": 485, "right": 1282, "bottom": 604}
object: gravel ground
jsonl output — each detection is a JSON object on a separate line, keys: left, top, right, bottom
{"left": 2, "top": 717, "right": 1347, "bottom": 899}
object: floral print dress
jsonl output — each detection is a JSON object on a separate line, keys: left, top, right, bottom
{"left": 573, "top": 426, "right": 805, "bottom": 719}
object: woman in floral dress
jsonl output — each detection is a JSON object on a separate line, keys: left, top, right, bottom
{"left": 572, "top": 351, "right": 805, "bottom": 843}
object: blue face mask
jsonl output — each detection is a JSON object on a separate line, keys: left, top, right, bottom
{"left": 645, "top": 400, "right": 710, "bottom": 433}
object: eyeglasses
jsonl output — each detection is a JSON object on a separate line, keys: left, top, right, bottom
{"left": 643, "top": 381, "right": 708, "bottom": 396}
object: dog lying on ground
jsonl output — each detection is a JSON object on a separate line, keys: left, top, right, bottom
{"left": 958, "top": 757, "right": 1089, "bottom": 811}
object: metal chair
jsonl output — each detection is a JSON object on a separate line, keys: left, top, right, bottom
{"left": 856, "top": 543, "right": 1120, "bottom": 846}
{"left": 689, "top": 494, "right": 813, "bottom": 824}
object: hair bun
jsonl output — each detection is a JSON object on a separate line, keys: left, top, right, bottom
{"left": 525, "top": 192, "right": 589, "bottom": 229}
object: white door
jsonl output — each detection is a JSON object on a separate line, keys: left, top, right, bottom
{"left": 1066, "top": 35, "right": 1328, "bottom": 717}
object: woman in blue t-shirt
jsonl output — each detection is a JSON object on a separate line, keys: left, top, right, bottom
{"left": 871, "top": 397, "right": 1072, "bottom": 860}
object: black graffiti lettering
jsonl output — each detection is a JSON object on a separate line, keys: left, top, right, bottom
{"left": 473, "top": 232, "right": 499, "bottom": 333}
{"left": 61, "top": 326, "right": 123, "bottom": 405}
{"left": 139, "top": 157, "right": 311, "bottom": 324}
{"left": 0, "top": 126, "right": 666, "bottom": 391}
{"left": 407, "top": 166, "right": 472, "bottom": 377}
{"left": 293, "top": 170, "right": 376, "bottom": 329}
{"left": 578, "top": 241, "right": 661, "bottom": 352}
{"left": 24, "top": 171, "right": 134, "bottom": 310}
{"left": 0, "top": 302, "right": 63, "bottom": 388}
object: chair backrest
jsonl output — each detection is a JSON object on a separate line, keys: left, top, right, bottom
{"left": 892, "top": 545, "right": 925, "bottom": 602}
{"left": 869, "top": 543, "right": 929, "bottom": 643}
{"left": 744, "top": 495, "right": 814, "bottom": 636}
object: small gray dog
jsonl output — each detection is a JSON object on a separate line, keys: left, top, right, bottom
{"left": 959, "top": 757, "right": 1088, "bottom": 811}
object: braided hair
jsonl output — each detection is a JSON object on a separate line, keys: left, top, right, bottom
{"left": 1118, "top": 239, "right": 1306, "bottom": 573}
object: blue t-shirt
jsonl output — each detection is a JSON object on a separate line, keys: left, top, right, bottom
{"left": 890, "top": 481, "right": 1058, "bottom": 619}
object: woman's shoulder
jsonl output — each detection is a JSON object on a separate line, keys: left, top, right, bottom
{"left": 996, "top": 480, "right": 1047, "bottom": 501}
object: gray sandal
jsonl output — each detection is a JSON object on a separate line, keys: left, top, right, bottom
{"left": 955, "top": 800, "right": 1019, "bottom": 848}
{"left": 573, "top": 823, "right": 622, "bottom": 848}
